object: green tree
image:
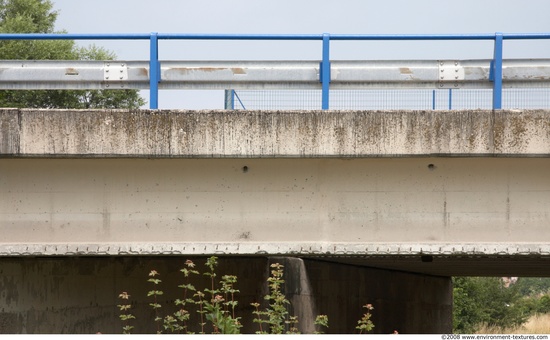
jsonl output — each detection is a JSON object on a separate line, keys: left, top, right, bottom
{"left": 536, "top": 295, "right": 550, "bottom": 314}
{"left": 453, "top": 277, "right": 485, "bottom": 333}
{"left": 453, "top": 277, "right": 529, "bottom": 333}
{"left": 515, "top": 278, "right": 550, "bottom": 297}
{"left": 0, "top": 0, "right": 145, "bottom": 108}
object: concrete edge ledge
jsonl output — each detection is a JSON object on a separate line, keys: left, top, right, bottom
{"left": 2, "top": 109, "right": 550, "bottom": 157}
{"left": 1, "top": 242, "right": 550, "bottom": 257}
{"left": 4, "top": 153, "right": 550, "bottom": 159}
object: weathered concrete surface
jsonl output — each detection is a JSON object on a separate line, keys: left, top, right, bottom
{"left": 2, "top": 157, "right": 549, "bottom": 244}
{"left": 0, "top": 109, "right": 19, "bottom": 154}
{"left": 0, "top": 256, "right": 452, "bottom": 334}
{"left": 1, "top": 109, "right": 550, "bottom": 157}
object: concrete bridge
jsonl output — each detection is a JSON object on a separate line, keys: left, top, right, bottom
{"left": 2, "top": 108, "right": 550, "bottom": 333}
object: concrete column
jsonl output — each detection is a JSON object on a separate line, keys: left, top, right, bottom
{"left": 298, "top": 259, "right": 453, "bottom": 333}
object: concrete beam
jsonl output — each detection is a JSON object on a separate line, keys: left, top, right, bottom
{"left": 2, "top": 109, "right": 550, "bottom": 157}
{"left": 2, "top": 156, "right": 550, "bottom": 277}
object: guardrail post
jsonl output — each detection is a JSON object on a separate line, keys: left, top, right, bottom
{"left": 321, "top": 33, "right": 331, "bottom": 110}
{"left": 224, "top": 89, "right": 235, "bottom": 110}
{"left": 149, "top": 32, "right": 160, "bottom": 109}
{"left": 491, "top": 32, "right": 503, "bottom": 109}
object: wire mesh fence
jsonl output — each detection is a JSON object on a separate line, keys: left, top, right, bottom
{"left": 229, "top": 88, "right": 550, "bottom": 110}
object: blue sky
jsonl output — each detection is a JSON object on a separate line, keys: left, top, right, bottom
{"left": 51, "top": 0, "right": 550, "bottom": 109}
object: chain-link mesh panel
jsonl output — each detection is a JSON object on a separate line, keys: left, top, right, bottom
{"left": 232, "top": 88, "right": 550, "bottom": 110}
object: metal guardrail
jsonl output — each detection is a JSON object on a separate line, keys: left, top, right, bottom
{"left": 1, "top": 32, "right": 550, "bottom": 109}
{"left": 3, "top": 59, "right": 549, "bottom": 91}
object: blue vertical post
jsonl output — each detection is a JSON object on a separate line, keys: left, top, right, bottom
{"left": 492, "top": 32, "right": 503, "bottom": 109}
{"left": 224, "top": 89, "right": 235, "bottom": 110}
{"left": 321, "top": 33, "right": 331, "bottom": 110}
{"left": 448, "top": 88, "right": 452, "bottom": 110}
{"left": 149, "top": 32, "right": 160, "bottom": 109}
{"left": 432, "top": 90, "right": 436, "bottom": 110}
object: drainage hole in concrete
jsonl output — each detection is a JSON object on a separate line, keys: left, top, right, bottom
{"left": 242, "top": 166, "right": 249, "bottom": 173}
{"left": 427, "top": 164, "right": 436, "bottom": 171}
{"left": 421, "top": 255, "right": 434, "bottom": 263}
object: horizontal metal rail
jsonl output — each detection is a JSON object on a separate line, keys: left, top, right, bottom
{"left": 2, "top": 32, "right": 550, "bottom": 40}
{"left": 1, "top": 32, "right": 550, "bottom": 109}
{"left": 2, "top": 59, "right": 550, "bottom": 90}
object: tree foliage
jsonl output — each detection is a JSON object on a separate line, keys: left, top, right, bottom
{"left": 0, "top": 0, "right": 145, "bottom": 109}
{"left": 453, "top": 277, "right": 543, "bottom": 334}
{"left": 515, "top": 277, "right": 550, "bottom": 297}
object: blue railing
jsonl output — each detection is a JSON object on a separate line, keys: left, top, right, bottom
{"left": 1, "top": 32, "right": 550, "bottom": 109}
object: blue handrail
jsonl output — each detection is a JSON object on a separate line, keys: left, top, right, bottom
{"left": 1, "top": 32, "right": 550, "bottom": 109}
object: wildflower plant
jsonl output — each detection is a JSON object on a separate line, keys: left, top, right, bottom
{"left": 356, "top": 303, "right": 375, "bottom": 334}
{"left": 314, "top": 314, "right": 329, "bottom": 334}
{"left": 117, "top": 291, "right": 135, "bottom": 334}
{"left": 147, "top": 270, "right": 163, "bottom": 333}
{"left": 170, "top": 259, "right": 199, "bottom": 333}
{"left": 200, "top": 256, "right": 242, "bottom": 334}
{"left": 149, "top": 256, "right": 242, "bottom": 334}
{"left": 117, "top": 257, "right": 384, "bottom": 334}
{"left": 252, "top": 263, "right": 297, "bottom": 334}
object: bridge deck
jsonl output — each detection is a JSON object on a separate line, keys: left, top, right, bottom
{"left": 2, "top": 109, "right": 550, "bottom": 276}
